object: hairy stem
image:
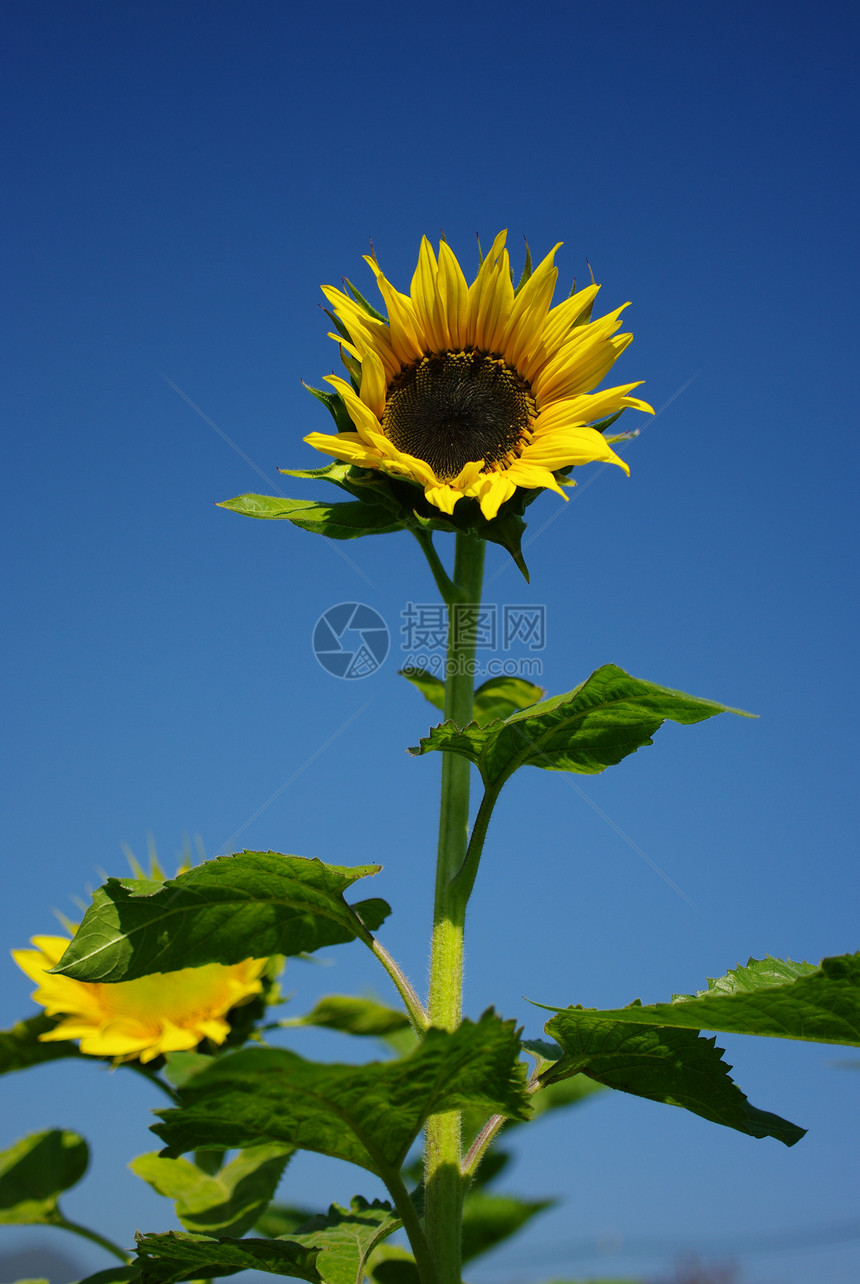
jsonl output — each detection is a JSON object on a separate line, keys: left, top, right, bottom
{"left": 348, "top": 906, "right": 429, "bottom": 1032}
{"left": 461, "top": 1112, "right": 507, "bottom": 1181}
{"left": 382, "top": 1166, "right": 439, "bottom": 1284}
{"left": 368, "top": 936, "right": 429, "bottom": 1032}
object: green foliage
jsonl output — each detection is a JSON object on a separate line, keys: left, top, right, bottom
{"left": 134, "top": 1230, "right": 320, "bottom": 1283}
{"left": 286, "top": 995, "right": 412, "bottom": 1037}
{"left": 299, "top": 384, "right": 359, "bottom": 433}
{"left": 542, "top": 1010, "right": 805, "bottom": 1146}
{"left": 161, "top": 1051, "right": 216, "bottom": 1087}
{"left": 528, "top": 953, "right": 860, "bottom": 1151}
{"left": 279, "top": 459, "right": 401, "bottom": 506}
{"left": 283, "top": 1197, "right": 404, "bottom": 1284}
{"left": 52, "top": 852, "right": 390, "bottom": 983}
{"left": 410, "top": 664, "right": 751, "bottom": 789}
{"left": 0, "top": 1130, "right": 89, "bottom": 1225}
{"left": 471, "top": 676, "right": 545, "bottom": 724}
{"left": 540, "top": 953, "right": 860, "bottom": 1047}
{"left": 0, "top": 1014, "right": 84, "bottom": 1076}
{"left": 254, "top": 1202, "right": 319, "bottom": 1237}
{"left": 528, "top": 1069, "right": 606, "bottom": 1120}
{"left": 129, "top": 1143, "right": 293, "bottom": 1236}
{"left": 153, "top": 1012, "right": 530, "bottom": 1179}
{"left": 461, "top": 1190, "right": 554, "bottom": 1263}
{"left": 74, "top": 1270, "right": 141, "bottom": 1284}
{"left": 399, "top": 668, "right": 446, "bottom": 712}
{"left": 217, "top": 493, "right": 406, "bottom": 539}
{"left": 400, "top": 670, "right": 543, "bottom": 726}
{"left": 364, "top": 1246, "right": 420, "bottom": 1284}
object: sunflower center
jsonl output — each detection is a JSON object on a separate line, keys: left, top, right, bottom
{"left": 382, "top": 351, "right": 534, "bottom": 482}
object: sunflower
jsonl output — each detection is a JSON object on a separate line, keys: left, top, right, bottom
{"left": 305, "top": 231, "right": 653, "bottom": 522}
{"left": 12, "top": 935, "right": 268, "bottom": 1064}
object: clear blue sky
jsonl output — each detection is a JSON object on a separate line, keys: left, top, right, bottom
{"left": 2, "top": 2, "right": 859, "bottom": 1281}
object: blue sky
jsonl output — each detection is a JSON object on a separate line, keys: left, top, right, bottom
{"left": 2, "top": 2, "right": 859, "bottom": 1281}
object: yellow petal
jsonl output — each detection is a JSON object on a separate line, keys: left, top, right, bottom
{"left": 423, "top": 482, "right": 463, "bottom": 514}
{"left": 523, "top": 426, "right": 630, "bottom": 475}
{"left": 411, "top": 237, "right": 447, "bottom": 354}
{"left": 499, "top": 243, "right": 561, "bottom": 370}
{"left": 436, "top": 242, "right": 470, "bottom": 349}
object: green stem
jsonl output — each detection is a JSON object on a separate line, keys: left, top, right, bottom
{"left": 53, "top": 1214, "right": 132, "bottom": 1264}
{"left": 449, "top": 782, "right": 503, "bottom": 906}
{"left": 411, "top": 527, "right": 464, "bottom": 604}
{"left": 382, "top": 1166, "right": 439, "bottom": 1284}
{"left": 461, "top": 1112, "right": 507, "bottom": 1181}
{"left": 348, "top": 907, "right": 429, "bottom": 1032}
{"left": 368, "top": 935, "right": 430, "bottom": 1033}
{"left": 423, "top": 531, "right": 486, "bottom": 1284}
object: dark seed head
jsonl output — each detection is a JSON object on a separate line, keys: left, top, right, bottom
{"left": 382, "top": 351, "right": 533, "bottom": 481}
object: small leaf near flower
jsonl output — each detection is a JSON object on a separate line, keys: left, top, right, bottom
{"left": 51, "top": 852, "right": 389, "bottom": 984}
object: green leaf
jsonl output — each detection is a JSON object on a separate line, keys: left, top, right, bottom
{"left": 593, "top": 410, "right": 625, "bottom": 436}
{"left": 399, "top": 670, "right": 544, "bottom": 727}
{"left": 343, "top": 280, "right": 387, "bottom": 323}
{"left": 216, "top": 494, "right": 406, "bottom": 539}
{"left": 129, "top": 1143, "right": 293, "bottom": 1236}
{"left": 52, "top": 852, "right": 389, "bottom": 983}
{"left": 162, "top": 1051, "right": 215, "bottom": 1088}
{"left": 477, "top": 509, "right": 530, "bottom": 582}
{"left": 529, "top": 1072, "right": 605, "bottom": 1120}
{"left": 399, "top": 668, "right": 445, "bottom": 713}
{"left": 153, "top": 1011, "right": 530, "bottom": 1179}
{"left": 543, "top": 1010, "right": 805, "bottom": 1146}
{"left": 278, "top": 459, "right": 403, "bottom": 510}
{"left": 471, "top": 677, "right": 544, "bottom": 725}
{"left": 285, "top": 1197, "right": 403, "bottom": 1284}
{"left": 302, "top": 383, "right": 356, "bottom": 434}
{"left": 514, "top": 241, "right": 533, "bottom": 294}
{"left": 365, "top": 1245, "right": 419, "bottom": 1284}
{"left": 410, "top": 664, "right": 751, "bottom": 790}
{"left": 537, "top": 954, "right": 860, "bottom": 1048}
{"left": 134, "top": 1230, "right": 320, "bottom": 1283}
{"left": 461, "top": 1190, "right": 554, "bottom": 1264}
{"left": 277, "top": 460, "right": 364, "bottom": 488}
{"left": 0, "top": 1014, "right": 85, "bottom": 1075}
{"left": 74, "top": 1269, "right": 141, "bottom": 1284}
{"left": 0, "top": 1130, "right": 89, "bottom": 1225}
{"left": 289, "top": 995, "right": 411, "bottom": 1038}
{"left": 254, "top": 1201, "right": 319, "bottom": 1237}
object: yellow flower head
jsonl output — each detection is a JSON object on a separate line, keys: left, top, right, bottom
{"left": 305, "top": 231, "right": 653, "bottom": 521}
{"left": 12, "top": 935, "right": 268, "bottom": 1064}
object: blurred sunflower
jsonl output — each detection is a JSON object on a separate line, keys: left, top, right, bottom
{"left": 13, "top": 934, "right": 268, "bottom": 1064}
{"left": 305, "top": 231, "right": 653, "bottom": 520}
